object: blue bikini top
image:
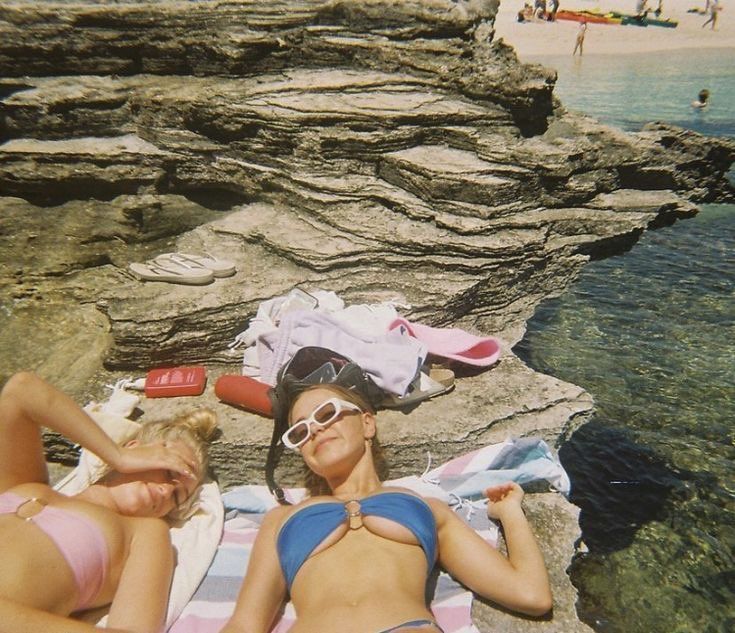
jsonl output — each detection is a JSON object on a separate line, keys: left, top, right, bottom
{"left": 276, "top": 491, "right": 437, "bottom": 590}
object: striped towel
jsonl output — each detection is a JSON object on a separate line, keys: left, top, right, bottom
{"left": 170, "top": 437, "right": 568, "bottom": 633}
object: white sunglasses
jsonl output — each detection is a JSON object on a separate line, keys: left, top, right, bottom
{"left": 282, "top": 397, "right": 363, "bottom": 450}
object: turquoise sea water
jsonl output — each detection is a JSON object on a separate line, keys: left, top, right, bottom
{"left": 520, "top": 48, "right": 734, "bottom": 633}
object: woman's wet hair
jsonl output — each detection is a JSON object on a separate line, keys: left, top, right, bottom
{"left": 288, "top": 384, "right": 388, "bottom": 497}
{"left": 698, "top": 89, "right": 710, "bottom": 103}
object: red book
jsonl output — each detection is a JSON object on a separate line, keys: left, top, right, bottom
{"left": 144, "top": 366, "right": 207, "bottom": 398}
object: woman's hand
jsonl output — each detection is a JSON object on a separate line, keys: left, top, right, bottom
{"left": 485, "top": 481, "right": 524, "bottom": 521}
{"left": 112, "top": 440, "right": 198, "bottom": 480}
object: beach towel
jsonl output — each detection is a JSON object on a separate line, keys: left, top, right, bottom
{"left": 169, "top": 437, "right": 568, "bottom": 633}
{"left": 388, "top": 317, "right": 502, "bottom": 368}
{"left": 54, "top": 388, "right": 224, "bottom": 630}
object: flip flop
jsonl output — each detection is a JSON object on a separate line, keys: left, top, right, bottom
{"left": 128, "top": 261, "right": 214, "bottom": 285}
{"left": 381, "top": 367, "right": 455, "bottom": 409}
{"left": 154, "top": 252, "right": 236, "bottom": 278}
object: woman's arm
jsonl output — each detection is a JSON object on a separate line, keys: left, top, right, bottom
{"left": 222, "top": 508, "right": 288, "bottom": 633}
{"left": 435, "top": 482, "right": 552, "bottom": 617}
{"left": 0, "top": 372, "right": 195, "bottom": 492}
{"left": 106, "top": 518, "right": 174, "bottom": 633}
{"left": 0, "top": 596, "right": 134, "bottom": 633}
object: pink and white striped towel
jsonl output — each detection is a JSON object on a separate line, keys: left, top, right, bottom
{"left": 169, "top": 437, "right": 568, "bottom": 633}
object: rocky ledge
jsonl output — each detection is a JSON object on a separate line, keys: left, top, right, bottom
{"left": 1, "top": 1, "right": 733, "bottom": 631}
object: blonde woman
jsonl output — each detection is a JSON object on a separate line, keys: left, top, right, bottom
{"left": 0, "top": 372, "right": 217, "bottom": 633}
{"left": 224, "top": 384, "right": 551, "bottom": 633}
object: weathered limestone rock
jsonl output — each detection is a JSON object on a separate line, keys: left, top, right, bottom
{"left": 474, "top": 493, "right": 592, "bottom": 632}
{"left": 1, "top": 1, "right": 733, "bottom": 631}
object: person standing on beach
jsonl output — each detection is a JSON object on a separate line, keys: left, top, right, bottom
{"left": 702, "top": 0, "right": 721, "bottom": 29}
{"left": 573, "top": 20, "right": 587, "bottom": 56}
{"left": 548, "top": 0, "right": 559, "bottom": 21}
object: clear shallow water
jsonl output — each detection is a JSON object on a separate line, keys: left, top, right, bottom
{"left": 519, "top": 48, "right": 735, "bottom": 633}
{"left": 534, "top": 47, "right": 735, "bottom": 139}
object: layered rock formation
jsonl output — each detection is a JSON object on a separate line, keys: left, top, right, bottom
{"left": 1, "top": 1, "right": 733, "bottom": 631}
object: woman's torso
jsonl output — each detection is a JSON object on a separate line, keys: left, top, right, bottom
{"left": 275, "top": 487, "right": 443, "bottom": 633}
{"left": 0, "top": 482, "right": 137, "bottom": 615}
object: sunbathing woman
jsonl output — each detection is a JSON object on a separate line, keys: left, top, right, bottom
{"left": 0, "top": 371, "right": 217, "bottom": 633}
{"left": 223, "top": 383, "right": 552, "bottom": 633}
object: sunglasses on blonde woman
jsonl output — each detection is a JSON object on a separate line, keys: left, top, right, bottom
{"left": 282, "top": 398, "right": 363, "bottom": 450}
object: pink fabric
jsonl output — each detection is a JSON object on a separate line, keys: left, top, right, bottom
{"left": 0, "top": 492, "right": 109, "bottom": 610}
{"left": 388, "top": 318, "right": 502, "bottom": 367}
{"left": 440, "top": 449, "right": 481, "bottom": 477}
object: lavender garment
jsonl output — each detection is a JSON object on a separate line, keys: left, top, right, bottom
{"left": 257, "top": 310, "right": 427, "bottom": 395}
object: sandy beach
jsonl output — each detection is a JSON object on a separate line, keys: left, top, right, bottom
{"left": 493, "top": 0, "right": 734, "bottom": 58}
